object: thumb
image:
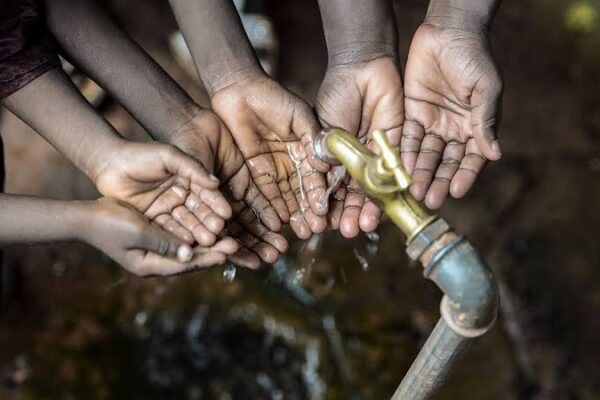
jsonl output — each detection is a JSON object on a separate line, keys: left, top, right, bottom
{"left": 136, "top": 223, "right": 194, "bottom": 262}
{"left": 292, "top": 100, "right": 330, "bottom": 173}
{"left": 160, "top": 145, "right": 220, "bottom": 190}
{"left": 471, "top": 74, "right": 503, "bottom": 161}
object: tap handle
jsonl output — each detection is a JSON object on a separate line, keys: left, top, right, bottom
{"left": 372, "top": 130, "right": 412, "bottom": 190}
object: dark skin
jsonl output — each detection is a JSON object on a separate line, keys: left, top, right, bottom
{"left": 402, "top": 0, "right": 503, "bottom": 209}
{"left": 315, "top": 0, "right": 404, "bottom": 238}
{"left": 2, "top": 69, "right": 235, "bottom": 256}
{"left": 0, "top": 195, "right": 238, "bottom": 276}
{"left": 168, "top": 0, "right": 329, "bottom": 239}
{"left": 44, "top": 0, "right": 288, "bottom": 268}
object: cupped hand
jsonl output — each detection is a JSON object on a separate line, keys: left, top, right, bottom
{"left": 92, "top": 141, "right": 232, "bottom": 246}
{"left": 315, "top": 56, "right": 405, "bottom": 237}
{"left": 86, "top": 198, "right": 238, "bottom": 277}
{"left": 211, "top": 73, "right": 328, "bottom": 240}
{"left": 402, "top": 23, "right": 503, "bottom": 209}
{"left": 169, "top": 109, "right": 289, "bottom": 269}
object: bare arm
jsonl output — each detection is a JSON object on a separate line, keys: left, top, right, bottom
{"left": 0, "top": 195, "right": 85, "bottom": 244}
{"left": 317, "top": 0, "right": 399, "bottom": 65}
{"left": 168, "top": 0, "right": 263, "bottom": 94}
{"left": 2, "top": 68, "right": 123, "bottom": 181}
{"left": 425, "top": 0, "right": 501, "bottom": 32}
{"left": 43, "top": 0, "right": 198, "bottom": 142}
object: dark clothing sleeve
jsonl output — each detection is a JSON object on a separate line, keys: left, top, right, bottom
{"left": 0, "top": 0, "right": 60, "bottom": 99}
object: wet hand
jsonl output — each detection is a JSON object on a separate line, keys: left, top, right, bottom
{"left": 169, "top": 109, "right": 289, "bottom": 269}
{"left": 402, "top": 23, "right": 503, "bottom": 209}
{"left": 211, "top": 73, "right": 328, "bottom": 240}
{"left": 315, "top": 57, "right": 405, "bottom": 238}
{"left": 85, "top": 198, "right": 238, "bottom": 276}
{"left": 92, "top": 141, "right": 232, "bottom": 246}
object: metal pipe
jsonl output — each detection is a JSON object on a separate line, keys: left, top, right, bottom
{"left": 316, "top": 129, "right": 500, "bottom": 399}
{"left": 392, "top": 318, "right": 470, "bottom": 400}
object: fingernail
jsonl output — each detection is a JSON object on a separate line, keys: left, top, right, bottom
{"left": 491, "top": 141, "right": 502, "bottom": 157}
{"left": 177, "top": 245, "right": 193, "bottom": 262}
{"left": 209, "top": 174, "right": 219, "bottom": 182}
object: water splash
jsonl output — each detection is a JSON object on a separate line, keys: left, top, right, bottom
{"left": 317, "top": 166, "right": 347, "bottom": 211}
{"left": 222, "top": 263, "right": 237, "bottom": 283}
{"left": 287, "top": 143, "right": 308, "bottom": 215}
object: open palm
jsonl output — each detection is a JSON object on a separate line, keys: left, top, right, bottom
{"left": 402, "top": 23, "right": 503, "bottom": 209}
{"left": 211, "top": 74, "right": 328, "bottom": 240}
{"left": 315, "top": 56, "right": 405, "bottom": 238}
{"left": 169, "top": 109, "right": 289, "bottom": 269}
{"left": 93, "top": 141, "right": 232, "bottom": 246}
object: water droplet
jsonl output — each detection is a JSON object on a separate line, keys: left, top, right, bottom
{"left": 222, "top": 263, "right": 237, "bottom": 282}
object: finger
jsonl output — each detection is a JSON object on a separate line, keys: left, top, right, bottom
{"left": 302, "top": 130, "right": 331, "bottom": 173}
{"left": 229, "top": 248, "right": 261, "bottom": 269}
{"left": 300, "top": 158, "right": 329, "bottom": 216}
{"left": 190, "top": 182, "right": 232, "bottom": 220}
{"left": 185, "top": 193, "right": 226, "bottom": 233}
{"left": 450, "top": 138, "right": 487, "bottom": 198}
{"left": 226, "top": 215, "right": 286, "bottom": 265}
{"left": 235, "top": 206, "right": 288, "bottom": 254}
{"left": 138, "top": 251, "right": 227, "bottom": 276}
{"left": 244, "top": 182, "right": 282, "bottom": 232}
{"left": 245, "top": 155, "right": 290, "bottom": 223}
{"left": 172, "top": 205, "right": 216, "bottom": 246}
{"left": 328, "top": 185, "right": 346, "bottom": 230}
{"left": 401, "top": 119, "right": 426, "bottom": 174}
{"left": 228, "top": 167, "right": 281, "bottom": 232}
{"left": 135, "top": 222, "right": 193, "bottom": 262}
{"left": 425, "top": 141, "right": 465, "bottom": 209}
{"left": 340, "top": 180, "right": 364, "bottom": 238}
{"left": 471, "top": 75, "right": 503, "bottom": 161}
{"left": 144, "top": 184, "right": 187, "bottom": 219}
{"left": 359, "top": 199, "right": 382, "bottom": 233}
{"left": 281, "top": 171, "right": 312, "bottom": 240}
{"left": 207, "top": 236, "right": 240, "bottom": 255}
{"left": 291, "top": 98, "right": 329, "bottom": 172}
{"left": 410, "top": 132, "right": 445, "bottom": 201}
{"left": 153, "top": 214, "right": 194, "bottom": 244}
{"left": 160, "top": 145, "right": 220, "bottom": 189}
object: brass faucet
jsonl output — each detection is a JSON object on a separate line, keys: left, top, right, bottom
{"left": 318, "top": 129, "right": 435, "bottom": 242}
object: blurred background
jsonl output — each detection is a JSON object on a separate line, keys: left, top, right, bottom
{"left": 1, "top": 0, "right": 599, "bottom": 399}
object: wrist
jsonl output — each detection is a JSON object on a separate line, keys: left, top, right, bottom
{"left": 201, "top": 56, "right": 264, "bottom": 96}
{"left": 327, "top": 42, "right": 398, "bottom": 67}
{"left": 425, "top": 1, "right": 499, "bottom": 34}
{"left": 68, "top": 200, "right": 96, "bottom": 243}
{"left": 85, "top": 135, "right": 127, "bottom": 184}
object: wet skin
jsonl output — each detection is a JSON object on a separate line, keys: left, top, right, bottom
{"left": 44, "top": 0, "right": 291, "bottom": 268}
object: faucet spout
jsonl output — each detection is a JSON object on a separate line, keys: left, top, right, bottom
{"left": 319, "top": 128, "right": 434, "bottom": 241}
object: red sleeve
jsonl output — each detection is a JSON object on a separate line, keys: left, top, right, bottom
{"left": 0, "top": 0, "right": 60, "bottom": 98}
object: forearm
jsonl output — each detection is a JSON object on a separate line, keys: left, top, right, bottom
{"left": 317, "top": 0, "right": 398, "bottom": 65}
{"left": 0, "top": 195, "right": 87, "bottom": 244}
{"left": 2, "top": 69, "right": 123, "bottom": 181}
{"left": 168, "top": 0, "right": 262, "bottom": 94}
{"left": 43, "top": 0, "right": 199, "bottom": 142}
{"left": 425, "top": 0, "right": 501, "bottom": 32}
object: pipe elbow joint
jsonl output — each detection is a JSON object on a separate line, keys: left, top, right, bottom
{"left": 426, "top": 239, "right": 499, "bottom": 337}
{"left": 408, "top": 220, "right": 499, "bottom": 338}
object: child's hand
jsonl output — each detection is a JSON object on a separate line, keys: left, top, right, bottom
{"left": 92, "top": 141, "right": 232, "bottom": 246}
{"left": 84, "top": 198, "right": 239, "bottom": 276}
{"left": 315, "top": 57, "right": 405, "bottom": 237}
{"left": 169, "top": 109, "right": 289, "bottom": 269}
{"left": 210, "top": 73, "right": 328, "bottom": 240}
{"left": 402, "top": 23, "right": 503, "bottom": 209}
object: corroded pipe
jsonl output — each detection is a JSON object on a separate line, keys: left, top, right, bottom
{"left": 314, "top": 129, "right": 499, "bottom": 400}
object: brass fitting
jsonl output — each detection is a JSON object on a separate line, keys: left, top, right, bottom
{"left": 318, "top": 129, "right": 435, "bottom": 242}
